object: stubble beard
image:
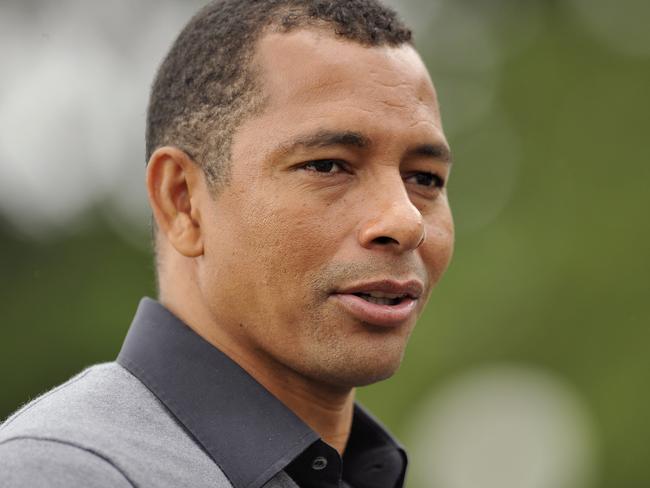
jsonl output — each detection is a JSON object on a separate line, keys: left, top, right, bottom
{"left": 287, "top": 291, "right": 416, "bottom": 390}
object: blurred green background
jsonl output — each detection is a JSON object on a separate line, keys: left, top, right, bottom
{"left": 1, "top": 1, "right": 648, "bottom": 487}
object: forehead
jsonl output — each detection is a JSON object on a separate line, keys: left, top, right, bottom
{"left": 249, "top": 29, "right": 443, "bottom": 139}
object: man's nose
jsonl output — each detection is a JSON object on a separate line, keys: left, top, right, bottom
{"left": 357, "top": 181, "right": 425, "bottom": 254}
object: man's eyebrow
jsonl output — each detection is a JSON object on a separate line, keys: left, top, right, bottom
{"left": 279, "top": 130, "right": 371, "bottom": 153}
{"left": 409, "top": 143, "right": 453, "bottom": 163}
{"left": 276, "top": 129, "right": 452, "bottom": 162}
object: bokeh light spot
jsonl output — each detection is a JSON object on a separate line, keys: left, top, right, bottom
{"left": 405, "top": 364, "right": 598, "bottom": 488}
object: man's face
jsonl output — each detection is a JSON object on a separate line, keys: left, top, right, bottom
{"left": 197, "top": 29, "right": 454, "bottom": 389}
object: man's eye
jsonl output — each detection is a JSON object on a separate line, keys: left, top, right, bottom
{"left": 302, "top": 160, "right": 344, "bottom": 173}
{"left": 406, "top": 172, "right": 445, "bottom": 188}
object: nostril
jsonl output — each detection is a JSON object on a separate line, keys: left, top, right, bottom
{"left": 373, "top": 236, "right": 398, "bottom": 245}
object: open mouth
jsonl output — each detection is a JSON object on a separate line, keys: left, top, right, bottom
{"left": 332, "top": 292, "right": 417, "bottom": 327}
{"left": 352, "top": 292, "right": 408, "bottom": 306}
{"left": 331, "top": 279, "right": 424, "bottom": 327}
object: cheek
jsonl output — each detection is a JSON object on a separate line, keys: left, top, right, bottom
{"left": 237, "top": 199, "right": 340, "bottom": 291}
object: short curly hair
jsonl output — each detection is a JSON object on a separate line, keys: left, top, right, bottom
{"left": 145, "top": 0, "right": 412, "bottom": 190}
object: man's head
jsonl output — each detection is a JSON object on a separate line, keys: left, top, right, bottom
{"left": 146, "top": 0, "right": 454, "bottom": 391}
{"left": 146, "top": 0, "right": 413, "bottom": 189}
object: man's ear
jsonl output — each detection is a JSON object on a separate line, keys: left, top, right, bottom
{"left": 146, "top": 147, "right": 205, "bottom": 258}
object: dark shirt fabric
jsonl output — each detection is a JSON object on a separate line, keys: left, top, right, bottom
{"left": 117, "top": 298, "right": 407, "bottom": 488}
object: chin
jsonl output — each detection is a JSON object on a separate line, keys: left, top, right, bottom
{"left": 307, "top": 340, "right": 407, "bottom": 389}
{"left": 283, "top": 307, "right": 415, "bottom": 389}
{"left": 346, "top": 363, "right": 402, "bottom": 387}
{"left": 319, "top": 360, "right": 403, "bottom": 389}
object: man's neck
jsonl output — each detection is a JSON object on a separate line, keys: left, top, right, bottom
{"left": 243, "top": 360, "right": 356, "bottom": 456}
{"left": 160, "top": 292, "right": 356, "bottom": 455}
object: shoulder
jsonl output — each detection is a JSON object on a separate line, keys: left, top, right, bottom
{"left": 0, "top": 362, "right": 155, "bottom": 443}
{"left": 0, "top": 436, "right": 133, "bottom": 487}
{"left": 0, "top": 364, "right": 140, "bottom": 487}
{"left": 0, "top": 362, "right": 232, "bottom": 488}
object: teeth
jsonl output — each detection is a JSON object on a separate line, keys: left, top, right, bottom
{"left": 366, "top": 291, "right": 404, "bottom": 299}
{"left": 364, "top": 296, "right": 395, "bottom": 305}
{"left": 356, "top": 293, "right": 404, "bottom": 305}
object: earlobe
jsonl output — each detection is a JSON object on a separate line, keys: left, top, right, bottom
{"left": 146, "top": 147, "right": 204, "bottom": 258}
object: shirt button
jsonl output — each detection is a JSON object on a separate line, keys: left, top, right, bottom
{"left": 311, "top": 456, "right": 328, "bottom": 471}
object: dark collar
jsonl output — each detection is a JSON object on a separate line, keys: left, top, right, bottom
{"left": 117, "top": 298, "right": 407, "bottom": 488}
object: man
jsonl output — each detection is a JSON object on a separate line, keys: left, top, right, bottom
{"left": 0, "top": 1, "right": 453, "bottom": 487}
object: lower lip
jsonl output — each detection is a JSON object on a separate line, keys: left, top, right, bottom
{"left": 331, "top": 294, "right": 418, "bottom": 327}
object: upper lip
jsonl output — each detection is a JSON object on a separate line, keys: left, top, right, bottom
{"left": 334, "top": 279, "right": 424, "bottom": 299}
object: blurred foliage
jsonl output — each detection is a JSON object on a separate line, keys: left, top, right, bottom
{"left": 1, "top": 1, "right": 649, "bottom": 487}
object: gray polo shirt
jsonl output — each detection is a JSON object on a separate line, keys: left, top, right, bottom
{"left": 0, "top": 298, "right": 407, "bottom": 488}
